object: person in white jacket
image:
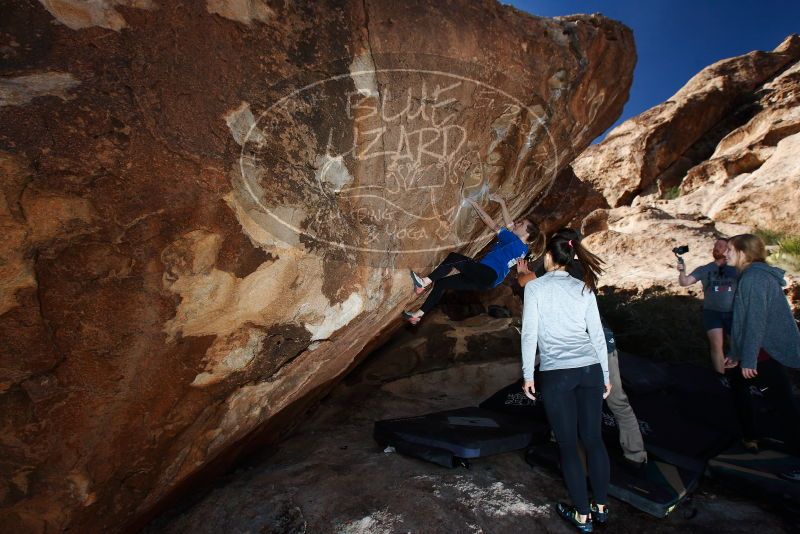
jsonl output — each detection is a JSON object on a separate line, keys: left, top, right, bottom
{"left": 521, "top": 233, "right": 611, "bottom": 532}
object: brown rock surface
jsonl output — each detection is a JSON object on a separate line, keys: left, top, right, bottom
{"left": 582, "top": 205, "right": 753, "bottom": 292}
{"left": 567, "top": 34, "right": 800, "bottom": 295}
{"left": 573, "top": 34, "right": 800, "bottom": 209}
{"left": 0, "top": 1, "right": 635, "bottom": 532}
{"left": 667, "top": 57, "right": 800, "bottom": 234}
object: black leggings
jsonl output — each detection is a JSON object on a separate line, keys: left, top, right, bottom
{"left": 540, "top": 364, "right": 609, "bottom": 515}
{"left": 728, "top": 357, "right": 800, "bottom": 452}
{"left": 419, "top": 253, "right": 497, "bottom": 314}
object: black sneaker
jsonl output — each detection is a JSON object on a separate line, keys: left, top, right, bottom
{"left": 590, "top": 502, "right": 609, "bottom": 524}
{"left": 555, "top": 502, "right": 593, "bottom": 533}
{"left": 623, "top": 457, "right": 647, "bottom": 471}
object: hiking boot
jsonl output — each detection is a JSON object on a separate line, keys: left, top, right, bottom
{"left": 590, "top": 502, "right": 609, "bottom": 524}
{"left": 623, "top": 457, "right": 647, "bottom": 472}
{"left": 555, "top": 502, "right": 593, "bottom": 533}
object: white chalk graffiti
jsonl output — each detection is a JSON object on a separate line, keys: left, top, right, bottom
{"left": 239, "top": 62, "right": 561, "bottom": 257}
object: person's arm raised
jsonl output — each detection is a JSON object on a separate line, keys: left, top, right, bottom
{"left": 488, "top": 193, "right": 513, "bottom": 228}
{"left": 466, "top": 198, "right": 500, "bottom": 233}
{"left": 677, "top": 262, "right": 698, "bottom": 287}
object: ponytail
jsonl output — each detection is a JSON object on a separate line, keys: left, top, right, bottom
{"left": 545, "top": 231, "right": 604, "bottom": 293}
{"left": 572, "top": 240, "right": 604, "bottom": 293}
{"left": 524, "top": 219, "right": 546, "bottom": 259}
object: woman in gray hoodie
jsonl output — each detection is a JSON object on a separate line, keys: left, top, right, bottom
{"left": 724, "top": 234, "right": 800, "bottom": 453}
{"left": 521, "top": 234, "right": 610, "bottom": 532}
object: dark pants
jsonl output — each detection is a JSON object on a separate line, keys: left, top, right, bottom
{"left": 419, "top": 253, "right": 496, "bottom": 314}
{"left": 540, "top": 363, "right": 610, "bottom": 515}
{"left": 728, "top": 357, "right": 800, "bottom": 452}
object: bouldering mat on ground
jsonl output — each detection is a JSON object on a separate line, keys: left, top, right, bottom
{"left": 480, "top": 378, "right": 732, "bottom": 471}
{"left": 668, "top": 363, "right": 800, "bottom": 446}
{"left": 709, "top": 443, "right": 800, "bottom": 505}
{"left": 374, "top": 407, "right": 547, "bottom": 468}
{"left": 617, "top": 352, "right": 674, "bottom": 395}
{"left": 478, "top": 380, "right": 547, "bottom": 420}
{"left": 603, "top": 391, "right": 732, "bottom": 472}
{"left": 526, "top": 440, "right": 702, "bottom": 518}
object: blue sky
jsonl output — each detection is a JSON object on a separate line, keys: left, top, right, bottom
{"left": 508, "top": 1, "right": 800, "bottom": 140}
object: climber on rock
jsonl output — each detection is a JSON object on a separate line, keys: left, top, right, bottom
{"left": 403, "top": 194, "right": 544, "bottom": 325}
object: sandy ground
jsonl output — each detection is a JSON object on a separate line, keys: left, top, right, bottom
{"left": 145, "top": 336, "right": 796, "bottom": 534}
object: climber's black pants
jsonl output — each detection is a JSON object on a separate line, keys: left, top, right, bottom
{"left": 419, "top": 253, "right": 497, "bottom": 314}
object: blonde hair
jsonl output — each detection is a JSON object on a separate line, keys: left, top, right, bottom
{"left": 729, "top": 234, "right": 767, "bottom": 269}
{"left": 524, "top": 219, "right": 546, "bottom": 255}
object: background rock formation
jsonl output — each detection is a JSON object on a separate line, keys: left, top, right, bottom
{"left": 569, "top": 35, "right": 800, "bottom": 299}
{"left": 0, "top": 1, "right": 635, "bottom": 532}
{"left": 573, "top": 34, "right": 800, "bottom": 209}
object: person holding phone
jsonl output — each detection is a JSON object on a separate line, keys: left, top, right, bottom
{"left": 677, "top": 237, "right": 738, "bottom": 373}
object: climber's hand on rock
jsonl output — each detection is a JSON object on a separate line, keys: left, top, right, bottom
{"left": 488, "top": 193, "right": 504, "bottom": 203}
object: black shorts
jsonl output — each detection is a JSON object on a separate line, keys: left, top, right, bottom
{"left": 703, "top": 309, "right": 732, "bottom": 334}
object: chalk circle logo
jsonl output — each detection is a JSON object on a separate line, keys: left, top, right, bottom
{"left": 239, "top": 54, "right": 560, "bottom": 265}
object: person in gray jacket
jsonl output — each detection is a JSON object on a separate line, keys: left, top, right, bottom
{"left": 724, "top": 233, "right": 800, "bottom": 453}
{"left": 518, "top": 228, "right": 647, "bottom": 468}
{"left": 521, "top": 233, "right": 610, "bottom": 532}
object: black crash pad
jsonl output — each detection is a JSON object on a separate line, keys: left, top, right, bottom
{"left": 604, "top": 391, "right": 732, "bottom": 472}
{"left": 526, "top": 440, "right": 702, "bottom": 518}
{"left": 478, "top": 380, "right": 547, "bottom": 421}
{"left": 709, "top": 443, "right": 800, "bottom": 505}
{"left": 617, "top": 352, "right": 673, "bottom": 395}
{"left": 374, "top": 407, "right": 546, "bottom": 468}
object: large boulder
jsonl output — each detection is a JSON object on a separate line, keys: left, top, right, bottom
{"left": 573, "top": 34, "right": 800, "bottom": 208}
{"left": 667, "top": 58, "right": 800, "bottom": 234}
{"left": 569, "top": 35, "right": 800, "bottom": 300}
{"left": 0, "top": 1, "right": 635, "bottom": 532}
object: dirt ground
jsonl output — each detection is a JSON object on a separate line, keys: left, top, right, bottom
{"left": 145, "top": 321, "right": 797, "bottom": 533}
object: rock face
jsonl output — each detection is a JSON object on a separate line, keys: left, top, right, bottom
{"left": 569, "top": 35, "right": 800, "bottom": 297}
{"left": 0, "top": 2, "right": 635, "bottom": 532}
{"left": 574, "top": 34, "right": 800, "bottom": 209}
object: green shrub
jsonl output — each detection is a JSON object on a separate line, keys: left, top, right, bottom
{"left": 663, "top": 186, "right": 681, "bottom": 200}
{"left": 760, "top": 231, "right": 800, "bottom": 274}
{"left": 754, "top": 228, "right": 785, "bottom": 246}
{"left": 779, "top": 235, "right": 800, "bottom": 256}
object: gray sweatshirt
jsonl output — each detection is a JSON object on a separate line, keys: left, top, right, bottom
{"left": 521, "top": 271, "right": 609, "bottom": 384}
{"left": 730, "top": 262, "right": 800, "bottom": 370}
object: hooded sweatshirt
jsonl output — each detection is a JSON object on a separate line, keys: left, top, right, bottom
{"left": 521, "top": 271, "right": 609, "bottom": 384}
{"left": 730, "top": 262, "right": 800, "bottom": 370}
